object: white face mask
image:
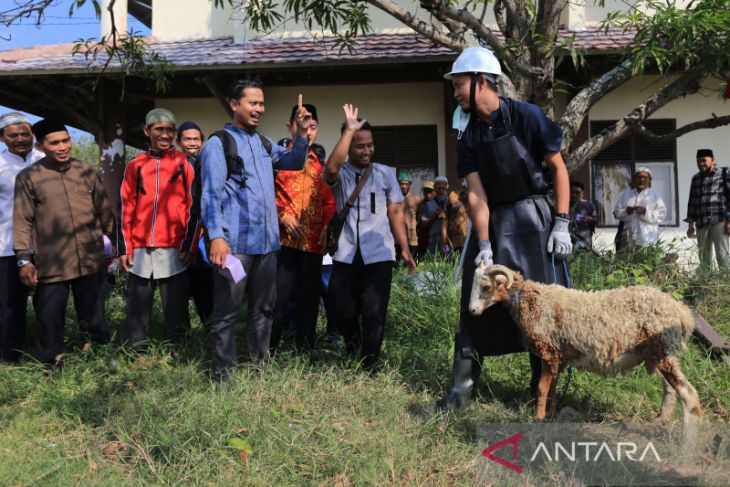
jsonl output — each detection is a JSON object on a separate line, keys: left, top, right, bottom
{"left": 452, "top": 106, "right": 470, "bottom": 139}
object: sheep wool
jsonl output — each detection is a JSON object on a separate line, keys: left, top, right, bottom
{"left": 470, "top": 263, "right": 701, "bottom": 427}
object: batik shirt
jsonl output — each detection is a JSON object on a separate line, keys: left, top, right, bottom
{"left": 275, "top": 149, "right": 336, "bottom": 254}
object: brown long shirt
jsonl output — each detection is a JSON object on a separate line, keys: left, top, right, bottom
{"left": 13, "top": 157, "right": 114, "bottom": 283}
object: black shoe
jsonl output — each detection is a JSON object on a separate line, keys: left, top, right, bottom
{"left": 43, "top": 355, "right": 64, "bottom": 375}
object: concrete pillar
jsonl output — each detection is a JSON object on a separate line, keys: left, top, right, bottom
{"left": 101, "top": 0, "right": 128, "bottom": 39}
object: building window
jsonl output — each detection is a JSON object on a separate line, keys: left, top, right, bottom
{"left": 371, "top": 125, "right": 438, "bottom": 192}
{"left": 590, "top": 119, "right": 678, "bottom": 226}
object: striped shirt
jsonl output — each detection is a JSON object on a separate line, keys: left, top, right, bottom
{"left": 686, "top": 167, "right": 730, "bottom": 228}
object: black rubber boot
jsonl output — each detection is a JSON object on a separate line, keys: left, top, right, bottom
{"left": 436, "top": 356, "right": 480, "bottom": 411}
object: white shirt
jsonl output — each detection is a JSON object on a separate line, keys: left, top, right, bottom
{"left": 329, "top": 162, "right": 403, "bottom": 265}
{"left": 613, "top": 187, "right": 667, "bottom": 246}
{"left": 0, "top": 148, "right": 44, "bottom": 257}
{"left": 131, "top": 247, "right": 188, "bottom": 279}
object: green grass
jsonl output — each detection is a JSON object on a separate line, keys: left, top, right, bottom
{"left": 1, "top": 250, "right": 728, "bottom": 485}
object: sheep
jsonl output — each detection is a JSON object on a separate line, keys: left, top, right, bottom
{"left": 469, "top": 263, "right": 701, "bottom": 425}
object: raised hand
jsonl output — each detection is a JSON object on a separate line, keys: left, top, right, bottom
{"left": 342, "top": 104, "right": 366, "bottom": 132}
{"left": 294, "top": 93, "right": 312, "bottom": 135}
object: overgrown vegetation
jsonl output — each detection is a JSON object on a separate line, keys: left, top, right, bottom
{"left": 1, "top": 249, "right": 728, "bottom": 485}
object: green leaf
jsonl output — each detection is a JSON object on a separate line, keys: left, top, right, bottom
{"left": 227, "top": 437, "right": 254, "bottom": 453}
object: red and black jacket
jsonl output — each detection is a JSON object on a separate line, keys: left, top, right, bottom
{"left": 119, "top": 148, "right": 196, "bottom": 255}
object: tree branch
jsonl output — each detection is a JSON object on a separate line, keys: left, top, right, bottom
{"left": 200, "top": 75, "right": 234, "bottom": 117}
{"left": 567, "top": 67, "right": 706, "bottom": 171}
{"left": 0, "top": 0, "right": 55, "bottom": 26}
{"left": 559, "top": 59, "right": 633, "bottom": 152}
{"left": 436, "top": 2, "right": 544, "bottom": 78}
{"left": 536, "top": 0, "right": 568, "bottom": 40}
{"left": 496, "top": 0, "right": 529, "bottom": 41}
{"left": 633, "top": 114, "right": 730, "bottom": 144}
{"left": 364, "top": 0, "right": 466, "bottom": 51}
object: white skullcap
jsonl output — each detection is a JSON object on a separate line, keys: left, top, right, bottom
{"left": 0, "top": 112, "right": 30, "bottom": 130}
{"left": 434, "top": 175, "right": 449, "bottom": 183}
{"left": 634, "top": 166, "right": 652, "bottom": 177}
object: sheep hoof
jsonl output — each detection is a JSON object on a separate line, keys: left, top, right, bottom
{"left": 556, "top": 406, "right": 580, "bottom": 422}
{"left": 655, "top": 414, "right": 672, "bottom": 425}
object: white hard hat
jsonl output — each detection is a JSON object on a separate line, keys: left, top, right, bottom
{"left": 444, "top": 47, "right": 502, "bottom": 80}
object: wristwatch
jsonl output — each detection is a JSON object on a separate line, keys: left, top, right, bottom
{"left": 17, "top": 259, "right": 30, "bottom": 268}
{"left": 556, "top": 212, "right": 570, "bottom": 220}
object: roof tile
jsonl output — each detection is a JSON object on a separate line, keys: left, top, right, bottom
{"left": 0, "top": 27, "right": 634, "bottom": 73}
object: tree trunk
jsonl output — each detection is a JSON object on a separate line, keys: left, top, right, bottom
{"left": 94, "top": 80, "right": 128, "bottom": 214}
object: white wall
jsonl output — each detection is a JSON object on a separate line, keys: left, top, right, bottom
{"left": 151, "top": 0, "right": 496, "bottom": 42}
{"left": 588, "top": 75, "right": 730, "bottom": 264}
{"left": 160, "top": 81, "right": 446, "bottom": 173}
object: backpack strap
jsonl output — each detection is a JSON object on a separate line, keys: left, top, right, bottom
{"left": 258, "top": 133, "right": 272, "bottom": 156}
{"left": 210, "top": 129, "right": 246, "bottom": 188}
{"left": 136, "top": 165, "right": 146, "bottom": 196}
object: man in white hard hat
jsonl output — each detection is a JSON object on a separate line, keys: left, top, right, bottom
{"left": 438, "top": 47, "right": 572, "bottom": 409}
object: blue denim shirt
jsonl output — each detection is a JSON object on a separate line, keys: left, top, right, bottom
{"left": 330, "top": 161, "right": 403, "bottom": 265}
{"left": 200, "top": 123, "right": 308, "bottom": 255}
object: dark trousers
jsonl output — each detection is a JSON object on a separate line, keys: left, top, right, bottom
{"left": 124, "top": 271, "right": 191, "bottom": 346}
{"left": 329, "top": 252, "right": 394, "bottom": 370}
{"left": 188, "top": 266, "right": 214, "bottom": 326}
{"left": 0, "top": 256, "right": 28, "bottom": 362}
{"left": 210, "top": 252, "right": 277, "bottom": 375}
{"left": 271, "top": 247, "right": 323, "bottom": 350}
{"left": 320, "top": 263, "right": 338, "bottom": 337}
{"left": 33, "top": 272, "right": 110, "bottom": 363}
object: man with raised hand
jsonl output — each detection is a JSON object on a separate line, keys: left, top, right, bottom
{"left": 325, "top": 104, "right": 416, "bottom": 373}
{"left": 200, "top": 80, "right": 310, "bottom": 379}
{"left": 271, "top": 103, "right": 336, "bottom": 352}
{"left": 14, "top": 118, "right": 114, "bottom": 370}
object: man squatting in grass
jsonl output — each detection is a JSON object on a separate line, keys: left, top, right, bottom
{"left": 176, "top": 120, "right": 215, "bottom": 325}
{"left": 13, "top": 118, "right": 115, "bottom": 370}
{"left": 0, "top": 112, "right": 44, "bottom": 363}
{"left": 324, "top": 104, "right": 416, "bottom": 372}
{"left": 271, "top": 103, "right": 336, "bottom": 352}
{"left": 200, "top": 79, "right": 311, "bottom": 379}
{"left": 119, "top": 109, "right": 197, "bottom": 347}
{"left": 438, "top": 47, "right": 572, "bottom": 408}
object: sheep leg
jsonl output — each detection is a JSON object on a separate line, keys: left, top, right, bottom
{"left": 656, "top": 356, "right": 702, "bottom": 425}
{"left": 548, "top": 363, "right": 565, "bottom": 418}
{"left": 656, "top": 370, "right": 677, "bottom": 423}
{"left": 535, "top": 359, "right": 556, "bottom": 420}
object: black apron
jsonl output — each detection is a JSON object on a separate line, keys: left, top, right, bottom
{"left": 455, "top": 99, "right": 567, "bottom": 359}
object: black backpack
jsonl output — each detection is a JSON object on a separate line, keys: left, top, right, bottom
{"left": 189, "top": 129, "right": 272, "bottom": 219}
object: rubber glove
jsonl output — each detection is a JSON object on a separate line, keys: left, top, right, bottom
{"left": 474, "top": 239, "right": 494, "bottom": 267}
{"left": 547, "top": 216, "right": 572, "bottom": 260}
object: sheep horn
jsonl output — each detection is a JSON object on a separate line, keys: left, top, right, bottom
{"left": 486, "top": 264, "right": 514, "bottom": 289}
